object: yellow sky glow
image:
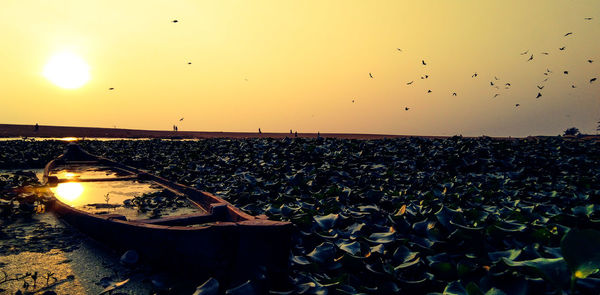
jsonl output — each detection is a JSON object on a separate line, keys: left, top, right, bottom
{"left": 1, "top": 0, "right": 599, "bottom": 136}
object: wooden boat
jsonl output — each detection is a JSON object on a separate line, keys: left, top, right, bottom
{"left": 43, "top": 143, "right": 291, "bottom": 282}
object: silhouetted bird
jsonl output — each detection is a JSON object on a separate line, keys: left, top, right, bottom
{"left": 422, "top": 60, "right": 427, "bottom": 65}
{"left": 369, "top": 73, "right": 373, "bottom": 78}
{"left": 515, "top": 104, "right": 520, "bottom": 107}
{"left": 494, "top": 76, "right": 499, "bottom": 80}
{"left": 541, "top": 52, "right": 549, "bottom": 55}
{"left": 542, "top": 78, "right": 549, "bottom": 82}
{"left": 528, "top": 54, "right": 534, "bottom": 61}
{"left": 572, "top": 85, "right": 576, "bottom": 88}
{"left": 405, "top": 107, "right": 410, "bottom": 111}
{"left": 352, "top": 99, "right": 355, "bottom": 103}
{"left": 521, "top": 50, "right": 529, "bottom": 55}
{"left": 172, "top": 20, "right": 179, "bottom": 23}
{"left": 591, "top": 78, "right": 597, "bottom": 83}
{"left": 452, "top": 93, "right": 457, "bottom": 96}
{"left": 564, "top": 71, "right": 569, "bottom": 75}
{"left": 505, "top": 83, "right": 511, "bottom": 86}
{"left": 188, "top": 62, "right": 192, "bottom": 65}
{"left": 584, "top": 17, "right": 593, "bottom": 20}
{"left": 108, "top": 88, "right": 114, "bottom": 90}
{"left": 397, "top": 48, "right": 402, "bottom": 52}
{"left": 493, "top": 94, "right": 500, "bottom": 98}
{"left": 179, "top": 118, "right": 184, "bottom": 121}
{"left": 407, "top": 81, "right": 414, "bottom": 85}
{"left": 588, "top": 60, "right": 594, "bottom": 63}
{"left": 559, "top": 47, "right": 566, "bottom": 50}
{"left": 490, "top": 82, "right": 494, "bottom": 86}
{"left": 537, "top": 85, "right": 544, "bottom": 89}
{"left": 427, "top": 90, "right": 432, "bottom": 93}
{"left": 536, "top": 93, "right": 542, "bottom": 98}
{"left": 472, "top": 73, "right": 478, "bottom": 78}
{"left": 565, "top": 32, "right": 573, "bottom": 36}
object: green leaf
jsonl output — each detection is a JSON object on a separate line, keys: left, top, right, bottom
{"left": 313, "top": 213, "right": 339, "bottom": 230}
{"left": 484, "top": 288, "right": 507, "bottom": 295}
{"left": 338, "top": 241, "right": 362, "bottom": 256}
{"left": 366, "top": 232, "right": 396, "bottom": 244}
{"left": 307, "top": 243, "right": 336, "bottom": 264}
{"left": 501, "top": 257, "right": 569, "bottom": 288}
{"left": 487, "top": 249, "right": 521, "bottom": 263}
{"left": 443, "top": 281, "right": 467, "bottom": 295}
{"left": 465, "top": 282, "right": 484, "bottom": 295}
{"left": 561, "top": 228, "right": 600, "bottom": 279}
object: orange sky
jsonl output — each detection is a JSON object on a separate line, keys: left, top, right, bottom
{"left": 1, "top": 0, "right": 599, "bottom": 136}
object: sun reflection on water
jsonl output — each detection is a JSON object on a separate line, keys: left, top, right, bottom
{"left": 54, "top": 182, "right": 84, "bottom": 203}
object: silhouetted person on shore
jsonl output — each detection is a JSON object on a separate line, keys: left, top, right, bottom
{"left": 259, "top": 128, "right": 262, "bottom": 134}
{"left": 317, "top": 131, "right": 320, "bottom": 138}
{"left": 295, "top": 131, "right": 298, "bottom": 138}
{"left": 34, "top": 123, "right": 39, "bottom": 132}
{"left": 290, "top": 129, "right": 292, "bottom": 134}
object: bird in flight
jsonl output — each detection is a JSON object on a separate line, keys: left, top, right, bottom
{"left": 521, "top": 50, "right": 529, "bottom": 55}
{"left": 536, "top": 93, "right": 542, "bottom": 98}
{"left": 108, "top": 87, "right": 114, "bottom": 90}
{"left": 452, "top": 92, "right": 457, "bottom": 96}
{"left": 420, "top": 75, "right": 429, "bottom": 79}
{"left": 564, "top": 32, "right": 573, "bottom": 36}
{"left": 542, "top": 78, "right": 549, "bottom": 82}
{"left": 537, "top": 85, "right": 544, "bottom": 89}
{"left": 588, "top": 60, "right": 594, "bottom": 63}
{"left": 572, "top": 85, "right": 576, "bottom": 88}
{"left": 397, "top": 48, "right": 402, "bottom": 52}
{"left": 427, "top": 90, "right": 432, "bottom": 93}
{"left": 527, "top": 54, "right": 534, "bottom": 61}
{"left": 422, "top": 60, "right": 427, "bottom": 66}
{"left": 187, "top": 62, "right": 192, "bottom": 65}
{"left": 515, "top": 104, "right": 520, "bottom": 107}
{"left": 352, "top": 99, "right": 355, "bottom": 103}
{"left": 369, "top": 73, "right": 374, "bottom": 78}
{"left": 405, "top": 107, "right": 410, "bottom": 111}
{"left": 472, "top": 73, "right": 478, "bottom": 78}
{"left": 490, "top": 81, "right": 495, "bottom": 86}
{"left": 179, "top": 118, "right": 184, "bottom": 121}
{"left": 407, "top": 81, "right": 414, "bottom": 85}
{"left": 591, "top": 78, "right": 597, "bottom": 83}
{"left": 494, "top": 76, "right": 499, "bottom": 80}
{"left": 505, "top": 83, "right": 511, "bottom": 87}
{"left": 493, "top": 94, "right": 500, "bottom": 98}
{"left": 541, "top": 52, "right": 549, "bottom": 55}
{"left": 584, "top": 17, "right": 593, "bottom": 20}
{"left": 559, "top": 47, "right": 566, "bottom": 51}
{"left": 564, "top": 71, "right": 569, "bottom": 75}
{"left": 172, "top": 20, "right": 179, "bottom": 23}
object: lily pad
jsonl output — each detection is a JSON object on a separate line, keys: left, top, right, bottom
{"left": 560, "top": 228, "right": 600, "bottom": 279}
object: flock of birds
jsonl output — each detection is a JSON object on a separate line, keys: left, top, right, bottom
{"left": 106, "top": 17, "right": 597, "bottom": 116}
{"left": 360, "top": 17, "right": 598, "bottom": 111}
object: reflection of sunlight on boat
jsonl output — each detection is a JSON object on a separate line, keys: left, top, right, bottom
{"left": 55, "top": 182, "right": 84, "bottom": 203}
{"left": 64, "top": 172, "right": 77, "bottom": 179}
{"left": 60, "top": 137, "right": 78, "bottom": 142}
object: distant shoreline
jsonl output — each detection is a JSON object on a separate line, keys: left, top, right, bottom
{"left": 0, "top": 123, "right": 414, "bottom": 140}
{"left": 1, "top": 123, "right": 596, "bottom": 141}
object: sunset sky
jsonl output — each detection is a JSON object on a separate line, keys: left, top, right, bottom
{"left": 1, "top": 0, "right": 599, "bottom": 136}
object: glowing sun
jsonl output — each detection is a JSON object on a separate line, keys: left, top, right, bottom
{"left": 43, "top": 51, "right": 90, "bottom": 89}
